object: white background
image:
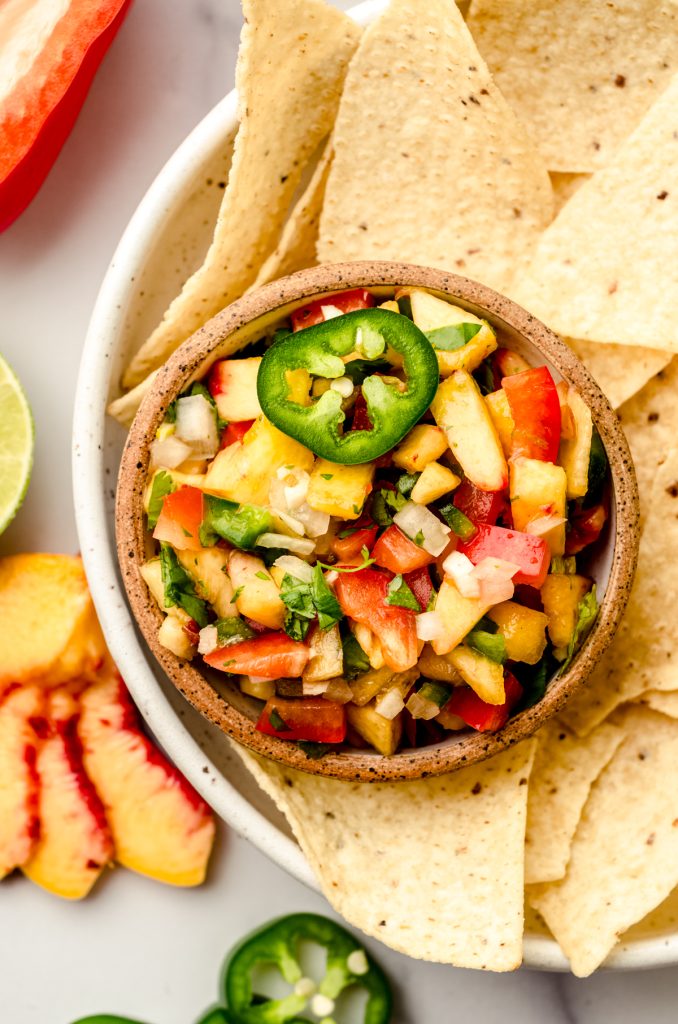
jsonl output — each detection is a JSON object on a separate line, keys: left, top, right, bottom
{"left": 3, "top": 1, "right": 678, "bottom": 1020}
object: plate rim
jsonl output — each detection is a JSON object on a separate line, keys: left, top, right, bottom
{"left": 71, "top": 0, "right": 677, "bottom": 973}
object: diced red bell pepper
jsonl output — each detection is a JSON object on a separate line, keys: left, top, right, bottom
{"left": 334, "top": 568, "right": 418, "bottom": 673}
{"left": 291, "top": 288, "right": 375, "bottom": 332}
{"left": 566, "top": 501, "right": 608, "bottom": 555}
{"left": 332, "top": 524, "right": 379, "bottom": 563}
{"left": 372, "top": 525, "right": 435, "bottom": 574}
{"left": 153, "top": 486, "right": 205, "bottom": 551}
{"left": 256, "top": 697, "right": 346, "bottom": 744}
{"left": 403, "top": 566, "right": 434, "bottom": 611}
{"left": 443, "top": 670, "right": 523, "bottom": 733}
{"left": 502, "top": 366, "right": 561, "bottom": 463}
{"left": 205, "top": 633, "right": 309, "bottom": 679}
{"left": 454, "top": 478, "right": 507, "bottom": 526}
{"left": 457, "top": 522, "right": 550, "bottom": 588}
{"left": 220, "top": 419, "right": 255, "bottom": 449}
{"left": 0, "top": 0, "right": 133, "bottom": 232}
{"left": 492, "top": 348, "right": 532, "bottom": 380}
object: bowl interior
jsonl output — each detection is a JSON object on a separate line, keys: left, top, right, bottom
{"left": 116, "top": 261, "right": 638, "bottom": 784}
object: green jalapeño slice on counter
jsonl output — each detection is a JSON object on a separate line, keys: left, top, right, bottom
{"left": 256, "top": 307, "right": 440, "bottom": 464}
{"left": 142, "top": 286, "right": 609, "bottom": 757}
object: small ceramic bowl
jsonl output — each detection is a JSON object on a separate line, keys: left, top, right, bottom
{"left": 116, "top": 261, "right": 639, "bottom": 782}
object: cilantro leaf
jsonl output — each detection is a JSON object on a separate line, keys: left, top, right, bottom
{"left": 425, "top": 322, "right": 482, "bottom": 352}
{"left": 269, "top": 708, "right": 290, "bottom": 732}
{"left": 341, "top": 357, "right": 391, "bottom": 384}
{"left": 342, "top": 633, "right": 370, "bottom": 679}
{"left": 279, "top": 573, "right": 316, "bottom": 642}
{"left": 386, "top": 574, "right": 420, "bottom": 610}
{"left": 397, "top": 473, "right": 420, "bottom": 498}
{"left": 147, "top": 471, "right": 175, "bottom": 529}
{"left": 297, "top": 740, "right": 333, "bottom": 759}
{"left": 560, "top": 586, "right": 599, "bottom": 674}
{"left": 371, "top": 488, "right": 407, "bottom": 527}
{"left": 311, "top": 564, "right": 343, "bottom": 630}
{"left": 159, "top": 544, "right": 209, "bottom": 627}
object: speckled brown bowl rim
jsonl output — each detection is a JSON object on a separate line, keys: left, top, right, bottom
{"left": 117, "top": 261, "right": 639, "bottom": 782}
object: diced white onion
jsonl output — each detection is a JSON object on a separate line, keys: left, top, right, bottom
{"left": 257, "top": 533, "right": 316, "bottom": 555}
{"left": 330, "top": 375, "right": 354, "bottom": 398}
{"left": 150, "top": 434, "right": 193, "bottom": 470}
{"left": 273, "top": 555, "right": 314, "bottom": 582}
{"left": 175, "top": 395, "right": 218, "bottom": 457}
{"left": 293, "top": 502, "right": 331, "bottom": 538}
{"left": 320, "top": 304, "right": 343, "bottom": 319}
{"left": 406, "top": 691, "right": 440, "bottom": 721}
{"left": 283, "top": 470, "right": 310, "bottom": 510}
{"left": 375, "top": 688, "right": 406, "bottom": 720}
{"left": 443, "top": 550, "right": 479, "bottom": 597}
{"left": 393, "top": 501, "right": 451, "bottom": 556}
{"left": 473, "top": 557, "right": 521, "bottom": 581}
{"left": 276, "top": 510, "right": 305, "bottom": 536}
{"left": 415, "top": 610, "right": 446, "bottom": 641}
{"left": 526, "top": 514, "right": 567, "bottom": 537}
{"left": 197, "top": 625, "right": 218, "bottom": 655}
{"left": 302, "top": 679, "right": 331, "bottom": 696}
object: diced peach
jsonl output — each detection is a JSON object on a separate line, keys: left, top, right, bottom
{"left": 0, "top": 685, "right": 43, "bottom": 879}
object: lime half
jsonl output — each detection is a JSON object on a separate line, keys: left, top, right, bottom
{"left": 0, "top": 354, "right": 34, "bottom": 534}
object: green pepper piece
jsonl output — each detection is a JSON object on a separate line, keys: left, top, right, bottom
{"left": 224, "top": 913, "right": 392, "bottom": 1024}
{"left": 200, "top": 495, "right": 273, "bottom": 549}
{"left": 257, "top": 309, "right": 439, "bottom": 465}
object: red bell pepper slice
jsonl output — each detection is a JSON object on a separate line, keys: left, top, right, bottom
{"left": 332, "top": 524, "right": 379, "bottom": 563}
{"left": 153, "top": 486, "right": 205, "bottom": 551}
{"left": 403, "top": 566, "right": 434, "bottom": 611}
{"left": 566, "top": 501, "right": 608, "bottom": 555}
{"left": 443, "top": 670, "right": 523, "bottom": 733}
{"left": 256, "top": 697, "right": 346, "bottom": 744}
{"left": 205, "top": 633, "right": 309, "bottom": 679}
{"left": 220, "top": 420, "right": 255, "bottom": 449}
{"left": 453, "top": 478, "right": 507, "bottom": 526}
{"left": 291, "top": 288, "right": 375, "bottom": 332}
{"left": 372, "top": 524, "right": 435, "bottom": 574}
{"left": 457, "top": 522, "right": 550, "bottom": 588}
{"left": 502, "top": 366, "right": 561, "bottom": 463}
{"left": 0, "top": 0, "right": 133, "bottom": 232}
{"left": 334, "top": 568, "right": 418, "bottom": 673}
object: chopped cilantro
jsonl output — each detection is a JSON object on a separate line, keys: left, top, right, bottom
{"left": 146, "top": 471, "right": 175, "bottom": 529}
{"left": 231, "top": 586, "right": 244, "bottom": 603}
{"left": 269, "top": 708, "right": 290, "bottom": 732}
{"left": 560, "top": 586, "right": 599, "bottom": 674}
{"left": 386, "top": 574, "right": 420, "bottom": 610}
{"left": 321, "top": 473, "right": 334, "bottom": 480}
{"left": 425, "top": 322, "right": 482, "bottom": 352}
{"left": 341, "top": 357, "right": 391, "bottom": 384}
{"left": 413, "top": 529, "right": 425, "bottom": 547}
{"left": 280, "top": 567, "right": 343, "bottom": 640}
{"left": 159, "top": 544, "right": 209, "bottom": 627}
{"left": 255, "top": 571, "right": 270, "bottom": 581}
{"left": 342, "top": 633, "right": 370, "bottom": 679}
{"left": 550, "top": 555, "right": 577, "bottom": 575}
{"left": 297, "top": 740, "right": 333, "bottom": 759}
{"left": 311, "top": 564, "right": 343, "bottom": 630}
{"left": 396, "top": 473, "right": 420, "bottom": 498}
{"left": 371, "top": 487, "right": 407, "bottom": 527}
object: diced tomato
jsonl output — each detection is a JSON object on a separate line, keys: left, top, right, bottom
{"left": 256, "top": 697, "right": 346, "bottom": 743}
{"left": 454, "top": 478, "right": 507, "bottom": 526}
{"left": 291, "top": 288, "right": 375, "bottom": 331}
{"left": 153, "top": 486, "right": 204, "bottom": 551}
{"left": 220, "top": 420, "right": 255, "bottom": 449}
{"left": 457, "top": 522, "right": 550, "bottom": 588}
{"left": 332, "top": 524, "right": 379, "bottom": 563}
{"left": 372, "top": 525, "right": 435, "bottom": 574}
{"left": 403, "top": 566, "right": 434, "bottom": 611}
{"left": 334, "top": 568, "right": 419, "bottom": 673}
{"left": 493, "top": 348, "right": 532, "bottom": 380}
{"left": 502, "top": 366, "right": 561, "bottom": 463}
{"left": 566, "top": 501, "right": 608, "bottom": 555}
{"left": 443, "top": 670, "right": 523, "bottom": 733}
{"left": 204, "top": 633, "right": 309, "bottom": 679}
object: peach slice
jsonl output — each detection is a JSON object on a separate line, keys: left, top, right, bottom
{"left": 22, "top": 687, "right": 114, "bottom": 899}
{"left": 0, "top": 554, "right": 107, "bottom": 689}
{"left": 79, "top": 674, "right": 215, "bottom": 886}
{"left": 0, "top": 685, "right": 43, "bottom": 878}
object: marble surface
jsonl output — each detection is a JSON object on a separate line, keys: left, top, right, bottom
{"left": 2, "top": 1, "right": 678, "bottom": 1020}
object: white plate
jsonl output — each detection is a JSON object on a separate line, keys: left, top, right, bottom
{"left": 72, "top": 0, "right": 678, "bottom": 972}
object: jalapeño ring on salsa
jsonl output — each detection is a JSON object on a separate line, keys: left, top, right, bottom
{"left": 256, "top": 307, "right": 440, "bottom": 464}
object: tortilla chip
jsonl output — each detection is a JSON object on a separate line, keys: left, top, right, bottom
{"left": 528, "top": 709, "right": 678, "bottom": 977}
{"left": 566, "top": 339, "right": 671, "bottom": 410}
{"left": 235, "top": 738, "right": 535, "bottom": 970}
{"left": 562, "top": 446, "right": 678, "bottom": 736}
{"left": 468, "top": 0, "right": 678, "bottom": 172}
{"left": 618, "top": 358, "right": 678, "bottom": 520}
{"left": 0, "top": 554, "right": 106, "bottom": 689}
{"left": 511, "top": 74, "right": 678, "bottom": 350}
{"left": 122, "top": 0, "right": 360, "bottom": 389}
{"left": 525, "top": 719, "right": 623, "bottom": 884}
{"left": 251, "top": 143, "right": 333, "bottom": 290}
{"left": 107, "top": 369, "right": 160, "bottom": 427}
{"left": 317, "top": 0, "right": 553, "bottom": 294}
{"left": 549, "top": 173, "right": 591, "bottom": 216}
{"left": 635, "top": 690, "right": 678, "bottom": 719}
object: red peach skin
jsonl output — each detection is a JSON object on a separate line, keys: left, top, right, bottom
{"left": 0, "top": 685, "right": 43, "bottom": 878}
{"left": 79, "top": 673, "right": 215, "bottom": 886}
{"left": 22, "top": 688, "right": 114, "bottom": 899}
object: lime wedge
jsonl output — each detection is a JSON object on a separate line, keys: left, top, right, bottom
{"left": 0, "top": 354, "right": 34, "bottom": 534}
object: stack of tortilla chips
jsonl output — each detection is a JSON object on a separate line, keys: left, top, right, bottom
{"left": 110, "top": 0, "right": 678, "bottom": 975}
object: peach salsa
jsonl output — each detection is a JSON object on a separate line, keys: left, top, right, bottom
{"left": 141, "top": 288, "right": 608, "bottom": 757}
